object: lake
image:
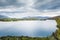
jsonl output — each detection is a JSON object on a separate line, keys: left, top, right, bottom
{"left": 0, "top": 20, "right": 57, "bottom": 37}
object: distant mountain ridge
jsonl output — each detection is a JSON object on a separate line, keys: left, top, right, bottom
{"left": 23, "top": 16, "right": 50, "bottom": 19}
{"left": 0, "top": 15, "right": 9, "bottom": 18}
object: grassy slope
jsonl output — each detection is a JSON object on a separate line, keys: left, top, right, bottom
{"left": 54, "top": 17, "right": 60, "bottom": 40}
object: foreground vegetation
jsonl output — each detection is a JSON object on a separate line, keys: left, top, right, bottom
{"left": 0, "top": 17, "right": 60, "bottom": 40}
{"left": 0, "top": 34, "right": 57, "bottom": 40}
{"left": 0, "top": 36, "right": 53, "bottom": 40}
{"left": 54, "top": 17, "right": 60, "bottom": 40}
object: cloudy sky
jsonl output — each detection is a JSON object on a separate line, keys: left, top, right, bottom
{"left": 0, "top": 0, "right": 60, "bottom": 18}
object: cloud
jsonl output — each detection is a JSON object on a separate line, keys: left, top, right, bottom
{"left": 0, "top": 0, "right": 26, "bottom": 8}
{"left": 0, "top": 10, "right": 60, "bottom": 18}
{"left": 34, "top": 0, "right": 60, "bottom": 10}
{"left": 0, "top": 0, "right": 60, "bottom": 10}
{"left": 0, "top": 0, "right": 60, "bottom": 18}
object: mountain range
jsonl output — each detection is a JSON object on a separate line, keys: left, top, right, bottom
{"left": 22, "top": 16, "right": 50, "bottom": 19}
{"left": 0, "top": 15, "right": 9, "bottom": 18}
{"left": 0, "top": 15, "right": 60, "bottom": 20}
{"left": 0, "top": 15, "right": 50, "bottom": 19}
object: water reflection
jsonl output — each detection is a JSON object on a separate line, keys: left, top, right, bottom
{"left": 0, "top": 20, "right": 57, "bottom": 37}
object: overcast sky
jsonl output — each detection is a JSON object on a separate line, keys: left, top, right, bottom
{"left": 0, "top": 0, "right": 60, "bottom": 18}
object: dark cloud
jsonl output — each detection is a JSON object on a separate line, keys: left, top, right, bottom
{"left": 0, "top": 0, "right": 25, "bottom": 8}
{"left": 0, "top": 0, "right": 60, "bottom": 11}
{"left": 34, "top": 0, "right": 60, "bottom": 10}
{"left": 0, "top": 11, "right": 26, "bottom": 13}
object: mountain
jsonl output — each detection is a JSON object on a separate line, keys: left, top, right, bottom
{"left": 46, "top": 15, "right": 60, "bottom": 20}
{"left": 53, "top": 16, "right": 60, "bottom": 18}
{"left": 33, "top": 16, "right": 50, "bottom": 19}
{"left": 0, "top": 15, "right": 9, "bottom": 18}
{"left": 23, "top": 16, "right": 50, "bottom": 19}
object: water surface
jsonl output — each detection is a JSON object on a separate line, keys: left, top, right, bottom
{"left": 0, "top": 20, "right": 57, "bottom": 37}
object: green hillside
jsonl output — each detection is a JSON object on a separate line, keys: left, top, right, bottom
{"left": 0, "top": 18, "right": 46, "bottom": 21}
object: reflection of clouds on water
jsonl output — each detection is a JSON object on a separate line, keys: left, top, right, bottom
{"left": 0, "top": 20, "right": 57, "bottom": 37}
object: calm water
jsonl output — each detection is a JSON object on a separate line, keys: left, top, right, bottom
{"left": 0, "top": 20, "right": 57, "bottom": 37}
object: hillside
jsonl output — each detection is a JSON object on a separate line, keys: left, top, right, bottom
{"left": 0, "top": 16, "right": 50, "bottom": 21}
{"left": 47, "top": 15, "right": 60, "bottom": 20}
{"left": 0, "top": 35, "right": 55, "bottom": 40}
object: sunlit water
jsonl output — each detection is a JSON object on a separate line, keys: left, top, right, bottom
{"left": 0, "top": 20, "right": 57, "bottom": 37}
